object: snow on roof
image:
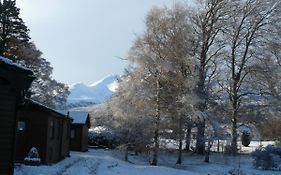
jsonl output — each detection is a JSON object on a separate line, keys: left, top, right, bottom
{"left": 68, "top": 111, "right": 89, "bottom": 124}
{"left": 0, "top": 56, "right": 33, "bottom": 73}
{"left": 238, "top": 124, "right": 251, "bottom": 133}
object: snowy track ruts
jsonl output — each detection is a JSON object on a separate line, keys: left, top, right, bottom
{"left": 15, "top": 164, "right": 28, "bottom": 175}
{"left": 88, "top": 160, "right": 102, "bottom": 175}
{"left": 56, "top": 158, "right": 83, "bottom": 175}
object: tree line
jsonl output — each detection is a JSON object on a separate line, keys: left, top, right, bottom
{"left": 95, "top": 0, "right": 281, "bottom": 165}
{"left": 0, "top": 0, "right": 69, "bottom": 109}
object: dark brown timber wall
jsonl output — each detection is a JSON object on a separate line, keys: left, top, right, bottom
{"left": 0, "top": 82, "right": 18, "bottom": 175}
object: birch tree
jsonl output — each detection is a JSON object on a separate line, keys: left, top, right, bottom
{"left": 223, "top": 0, "right": 281, "bottom": 154}
{"left": 123, "top": 4, "right": 195, "bottom": 165}
{"left": 110, "top": 73, "right": 154, "bottom": 160}
{"left": 189, "top": 0, "right": 229, "bottom": 154}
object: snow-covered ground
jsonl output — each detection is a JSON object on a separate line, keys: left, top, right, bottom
{"left": 15, "top": 147, "right": 280, "bottom": 175}
{"left": 161, "top": 139, "right": 276, "bottom": 154}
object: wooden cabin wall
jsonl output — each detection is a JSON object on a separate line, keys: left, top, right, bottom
{"left": 70, "top": 125, "right": 89, "bottom": 152}
{"left": 70, "top": 125, "right": 82, "bottom": 151}
{"left": 15, "top": 110, "right": 48, "bottom": 163}
{"left": 0, "top": 83, "right": 18, "bottom": 175}
{"left": 60, "top": 120, "right": 71, "bottom": 158}
{"left": 46, "top": 115, "right": 71, "bottom": 164}
{"left": 16, "top": 109, "right": 71, "bottom": 165}
{"left": 81, "top": 125, "right": 89, "bottom": 152}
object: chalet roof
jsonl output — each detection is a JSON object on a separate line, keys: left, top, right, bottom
{"left": 24, "top": 99, "right": 73, "bottom": 121}
{"left": 237, "top": 123, "right": 251, "bottom": 133}
{"left": 63, "top": 111, "right": 91, "bottom": 128}
{"left": 0, "top": 56, "right": 33, "bottom": 74}
{"left": 0, "top": 56, "right": 35, "bottom": 90}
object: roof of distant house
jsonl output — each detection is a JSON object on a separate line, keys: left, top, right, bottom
{"left": 67, "top": 111, "right": 91, "bottom": 127}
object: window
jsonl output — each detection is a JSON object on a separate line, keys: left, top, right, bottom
{"left": 66, "top": 124, "right": 70, "bottom": 139}
{"left": 57, "top": 122, "right": 62, "bottom": 140}
{"left": 50, "top": 120, "right": 55, "bottom": 139}
{"left": 17, "top": 121, "right": 26, "bottom": 131}
{"left": 70, "top": 129, "right": 75, "bottom": 139}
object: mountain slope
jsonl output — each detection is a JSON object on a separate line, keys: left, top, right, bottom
{"left": 67, "top": 75, "right": 118, "bottom": 105}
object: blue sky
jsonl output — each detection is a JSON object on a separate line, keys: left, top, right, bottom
{"left": 17, "top": 0, "right": 176, "bottom": 85}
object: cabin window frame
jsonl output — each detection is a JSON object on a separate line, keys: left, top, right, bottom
{"left": 57, "top": 121, "right": 62, "bottom": 140}
{"left": 70, "top": 129, "right": 75, "bottom": 139}
{"left": 66, "top": 124, "right": 70, "bottom": 139}
{"left": 17, "top": 121, "right": 26, "bottom": 131}
{"left": 50, "top": 120, "right": 55, "bottom": 139}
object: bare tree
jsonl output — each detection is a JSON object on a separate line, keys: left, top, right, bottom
{"left": 119, "top": 4, "right": 196, "bottom": 165}
{"left": 223, "top": 0, "right": 281, "bottom": 154}
{"left": 189, "top": 0, "right": 230, "bottom": 154}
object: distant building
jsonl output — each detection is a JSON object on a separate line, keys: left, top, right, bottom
{"left": 15, "top": 99, "right": 73, "bottom": 164}
{"left": 68, "top": 111, "right": 91, "bottom": 152}
{"left": 0, "top": 56, "right": 34, "bottom": 175}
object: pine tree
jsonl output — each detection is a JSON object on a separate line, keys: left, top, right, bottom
{"left": 0, "top": 1, "right": 70, "bottom": 109}
{"left": 0, "top": 0, "right": 30, "bottom": 56}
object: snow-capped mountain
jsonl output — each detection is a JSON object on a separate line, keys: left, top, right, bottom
{"left": 67, "top": 75, "right": 118, "bottom": 105}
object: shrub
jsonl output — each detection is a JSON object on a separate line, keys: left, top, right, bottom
{"left": 261, "top": 120, "right": 281, "bottom": 141}
{"left": 88, "top": 126, "right": 120, "bottom": 148}
{"left": 224, "top": 145, "right": 238, "bottom": 155}
{"left": 252, "top": 145, "right": 281, "bottom": 170}
{"left": 241, "top": 131, "right": 251, "bottom": 147}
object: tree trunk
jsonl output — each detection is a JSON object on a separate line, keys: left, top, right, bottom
{"left": 185, "top": 123, "right": 192, "bottom": 151}
{"left": 0, "top": 39, "right": 5, "bottom": 57}
{"left": 151, "top": 77, "right": 160, "bottom": 166}
{"left": 124, "top": 144, "right": 128, "bottom": 162}
{"left": 231, "top": 79, "right": 239, "bottom": 155}
{"left": 176, "top": 138, "right": 183, "bottom": 164}
{"left": 204, "top": 139, "right": 211, "bottom": 163}
{"left": 176, "top": 116, "right": 183, "bottom": 164}
{"left": 231, "top": 104, "right": 238, "bottom": 155}
{"left": 0, "top": 24, "right": 6, "bottom": 56}
{"left": 195, "top": 63, "right": 207, "bottom": 155}
{"left": 195, "top": 120, "right": 205, "bottom": 155}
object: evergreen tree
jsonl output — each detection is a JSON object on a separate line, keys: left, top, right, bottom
{"left": 0, "top": 0, "right": 30, "bottom": 56}
{"left": 0, "top": 0, "right": 69, "bottom": 109}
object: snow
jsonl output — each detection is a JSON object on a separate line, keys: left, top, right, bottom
{"left": 237, "top": 124, "right": 251, "bottom": 133}
{"left": 67, "top": 75, "right": 119, "bottom": 104}
{"left": 107, "top": 80, "right": 118, "bottom": 92}
{"left": 89, "top": 126, "right": 109, "bottom": 133}
{"left": 15, "top": 150, "right": 192, "bottom": 175}
{"left": 0, "top": 56, "right": 32, "bottom": 72}
{"left": 14, "top": 146, "right": 281, "bottom": 175}
{"left": 24, "top": 157, "right": 41, "bottom": 162}
{"left": 160, "top": 139, "right": 276, "bottom": 154}
{"left": 0, "top": 56, "right": 14, "bottom": 64}
{"left": 240, "top": 141, "right": 275, "bottom": 153}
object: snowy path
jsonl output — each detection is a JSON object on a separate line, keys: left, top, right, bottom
{"left": 14, "top": 149, "right": 279, "bottom": 175}
{"left": 14, "top": 150, "right": 194, "bottom": 175}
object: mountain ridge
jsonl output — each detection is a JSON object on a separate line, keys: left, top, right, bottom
{"left": 67, "top": 74, "right": 118, "bottom": 105}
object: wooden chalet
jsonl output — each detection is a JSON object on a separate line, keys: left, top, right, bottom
{"left": 15, "top": 99, "right": 73, "bottom": 164}
{"left": 68, "top": 111, "right": 91, "bottom": 152}
{"left": 0, "top": 56, "right": 34, "bottom": 175}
